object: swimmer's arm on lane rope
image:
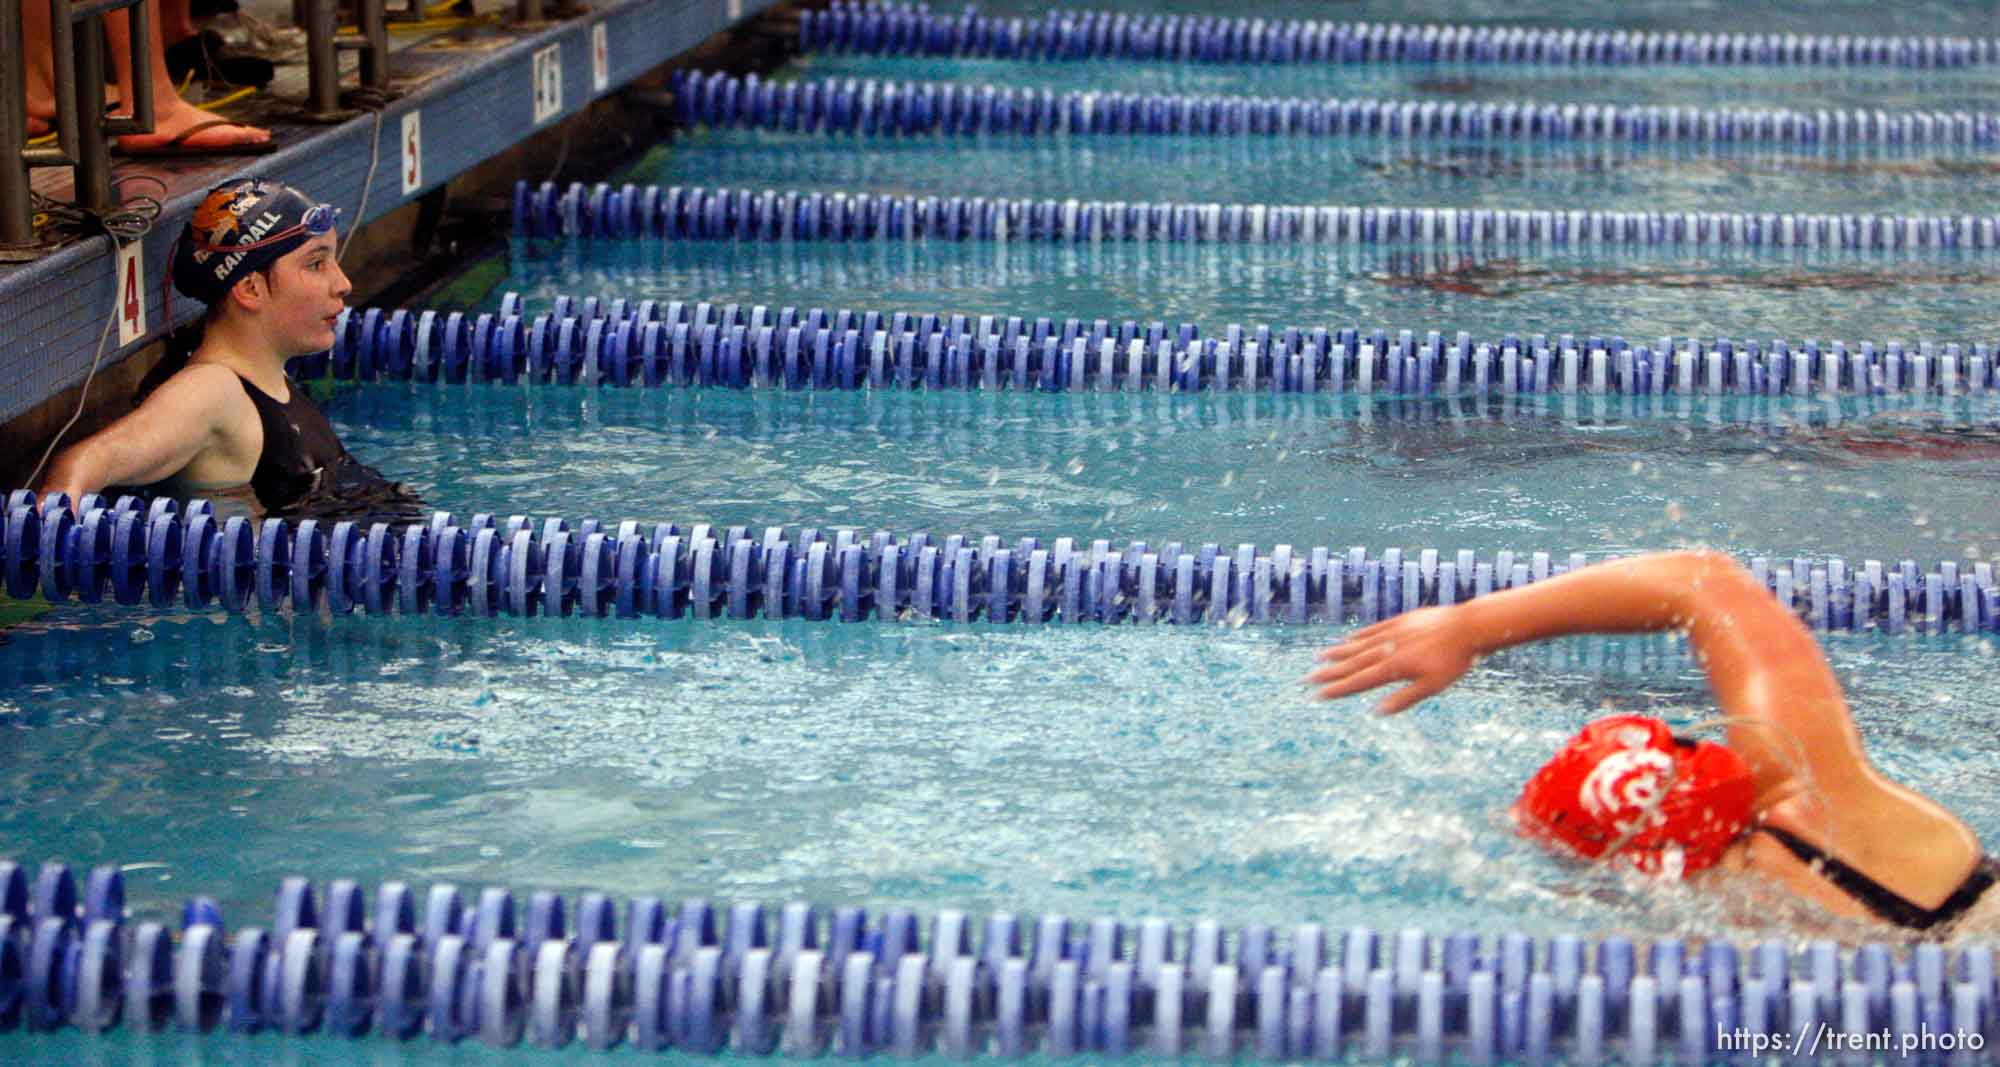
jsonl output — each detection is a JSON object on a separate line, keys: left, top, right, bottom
{"left": 1304, "top": 550, "right": 1867, "bottom": 797}
{"left": 36, "top": 363, "right": 242, "bottom": 508}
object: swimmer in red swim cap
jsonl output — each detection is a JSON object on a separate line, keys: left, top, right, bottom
{"left": 1513, "top": 713, "right": 1755, "bottom": 878}
{"left": 1305, "top": 550, "right": 1999, "bottom": 931}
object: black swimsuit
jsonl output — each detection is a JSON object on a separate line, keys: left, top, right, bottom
{"left": 1757, "top": 824, "right": 2000, "bottom": 931}
{"left": 239, "top": 374, "right": 347, "bottom": 510}
{"left": 236, "top": 375, "right": 427, "bottom": 525}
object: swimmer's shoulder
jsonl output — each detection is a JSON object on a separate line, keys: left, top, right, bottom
{"left": 137, "top": 360, "right": 265, "bottom": 466}
{"left": 167, "top": 358, "right": 246, "bottom": 391}
{"left": 153, "top": 360, "right": 261, "bottom": 424}
{"left": 144, "top": 358, "right": 236, "bottom": 405}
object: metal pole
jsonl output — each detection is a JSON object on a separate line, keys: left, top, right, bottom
{"left": 1, "top": 0, "right": 36, "bottom": 249}
{"left": 3, "top": 0, "right": 87, "bottom": 251}
{"left": 357, "top": 0, "right": 388, "bottom": 90}
{"left": 305, "top": 0, "right": 340, "bottom": 117}
{"left": 71, "top": 9, "right": 111, "bottom": 213}
{"left": 74, "top": 0, "right": 154, "bottom": 213}
{"left": 45, "top": 0, "right": 81, "bottom": 157}
{"left": 101, "top": 0, "right": 152, "bottom": 136}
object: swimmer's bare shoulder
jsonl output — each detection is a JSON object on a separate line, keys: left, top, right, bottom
{"left": 161, "top": 361, "right": 266, "bottom": 484}
{"left": 43, "top": 360, "right": 264, "bottom": 501}
{"left": 1308, "top": 549, "right": 1985, "bottom": 924}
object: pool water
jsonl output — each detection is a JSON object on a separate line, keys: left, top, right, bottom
{"left": 504, "top": 240, "right": 2000, "bottom": 348}
{"left": 329, "top": 385, "right": 2000, "bottom": 567}
{"left": 967, "top": 0, "right": 2000, "bottom": 41}
{"left": 11, "top": 0, "right": 2000, "bottom": 1061}
{"left": 6, "top": 601, "right": 1998, "bottom": 948}
{"left": 794, "top": 53, "right": 2000, "bottom": 115}
{"left": 630, "top": 129, "right": 2000, "bottom": 219}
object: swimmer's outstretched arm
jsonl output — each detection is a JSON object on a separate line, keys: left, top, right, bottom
{"left": 1304, "top": 550, "right": 1867, "bottom": 800}
{"left": 36, "top": 363, "right": 239, "bottom": 509}
{"left": 1309, "top": 549, "right": 1986, "bottom": 905}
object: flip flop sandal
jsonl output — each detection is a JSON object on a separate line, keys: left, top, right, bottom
{"left": 111, "top": 118, "right": 277, "bottom": 158}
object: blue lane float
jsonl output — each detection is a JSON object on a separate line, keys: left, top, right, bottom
{"left": 509, "top": 179, "right": 2000, "bottom": 255}
{"left": 800, "top": 1, "right": 2000, "bottom": 69}
{"left": 667, "top": 69, "right": 2000, "bottom": 148}
{"left": 2, "top": 858, "right": 1996, "bottom": 1060}
{"left": 4, "top": 491, "right": 1996, "bottom": 636}
{"left": 322, "top": 282, "right": 2000, "bottom": 401}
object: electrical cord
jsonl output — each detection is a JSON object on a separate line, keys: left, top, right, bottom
{"left": 339, "top": 94, "right": 391, "bottom": 263}
{"left": 22, "top": 176, "right": 169, "bottom": 493}
{"left": 544, "top": 123, "right": 571, "bottom": 185}
{"left": 26, "top": 37, "right": 396, "bottom": 491}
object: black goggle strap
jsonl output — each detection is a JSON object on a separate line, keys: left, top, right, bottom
{"left": 191, "top": 220, "right": 312, "bottom": 257}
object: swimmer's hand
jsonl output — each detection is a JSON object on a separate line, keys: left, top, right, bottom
{"left": 1303, "top": 606, "right": 1480, "bottom": 714}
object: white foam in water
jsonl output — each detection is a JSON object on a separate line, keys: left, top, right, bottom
{"left": 18, "top": 22, "right": 2000, "bottom": 1059}
{"left": 5, "top": 611, "right": 1995, "bottom": 946}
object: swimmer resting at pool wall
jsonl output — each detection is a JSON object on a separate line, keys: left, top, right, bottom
{"left": 1304, "top": 549, "right": 2000, "bottom": 932}
{"left": 32, "top": 179, "right": 422, "bottom": 524}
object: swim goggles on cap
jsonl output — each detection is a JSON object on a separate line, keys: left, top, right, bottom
{"left": 191, "top": 198, "right": 341, "bottom": 256}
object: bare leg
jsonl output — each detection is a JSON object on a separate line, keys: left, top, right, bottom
{"left": 159, "top": 0, "right": 197, "bottom": 43}
{"left": 109, "top": 0, "right": 269, "bottom": 150}
{"left": 21, "top": 0, "right": 59, "bottom": 135}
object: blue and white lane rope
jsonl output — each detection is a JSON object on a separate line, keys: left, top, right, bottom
{"left": 3, "top": 859, "right": 1997, "bottom": 1060}
{"left": 510, "top": 180, "right": 2000, "bottom": 254}
{"left": 5, "top": 492, "right": 1996, "bottom": 635}
{"left": 320, "top": 284, "right": 2000, "bottom": 399}
{"left": 667, "top": 69, "right": 2000, "bottom": 148}
{"left": 801, "top": 2, "right": 2000, "bottom": 69}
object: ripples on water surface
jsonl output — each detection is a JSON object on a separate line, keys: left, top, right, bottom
{"left": 504, "top": 240, "right": 2000, "bottom": 347}
{"left": 631, "top": 130, "right": 2000, "bottom": 219}
{"left": 336, "top": 387, "right": 2000, "bottom": 567}
{"left": 6, "top": 610, "right": 1999, "bottom": 948}
{"left": 9, "top": 15, "right": 2000, "bottom": 1047}
{"left": 797, "top": 53, "right": 2000, "bottom": 115}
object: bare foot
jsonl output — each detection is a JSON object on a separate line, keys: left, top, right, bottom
{"left": 116, "top": 98, "right": 269, "bottom": 151}
{"left": 26, "top": 78, "right": 57, "bottom": 139}
{"left": 28, "top": 84, "right": 129, "bottom": 140}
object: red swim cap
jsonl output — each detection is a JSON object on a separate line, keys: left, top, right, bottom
{"left": 1514, "top": 714, "right": 1755, "bottom": 877}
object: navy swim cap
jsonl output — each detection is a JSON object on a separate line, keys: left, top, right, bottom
{"left": 171, "top": 179, "right": 340, "bottom": 305}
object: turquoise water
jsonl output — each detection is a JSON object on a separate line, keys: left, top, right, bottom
{"left": 330, "top": 386, "right": 2000, "bottom": 567}
{"left": 969, "top": 0, "right": 2000, "bottom": 40}
{"left": 9, "top": 382, "right": 2000, "bottom": 961}
{"left": 3, "top": 612, "right": 1996, "bottom": 1062}
{"left": 504, "top": 240, "right": 2000, "bottom": 347}
{"left": 630, "top": 130, "right": 2000, "bottom": 219}
{"left": 5, "top": 605, "right": 1999, "bottom": 948}
{"left": 794, "top": 53, "right": 2000, "bottom": 114}
{"left": 14, "top": 1, "right": 2000, "bottom": 1061}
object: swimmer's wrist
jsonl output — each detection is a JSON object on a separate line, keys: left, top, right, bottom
{"left": 1456, "top": 595, "right": 1530, "bottom": 656}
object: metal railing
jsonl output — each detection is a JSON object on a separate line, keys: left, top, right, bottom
{"left": 3, "top": 0, "right": 582, "bottom": 254}
{"left": 300, "top": 0, "right": 392, "bottom": 121}
{"left": 0, "top": 0, "right": 154, "bottom": 257}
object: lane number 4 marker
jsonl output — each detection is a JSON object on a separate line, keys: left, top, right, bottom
{"left": 116, "top": 239, "right": 145, "bottom": 346}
